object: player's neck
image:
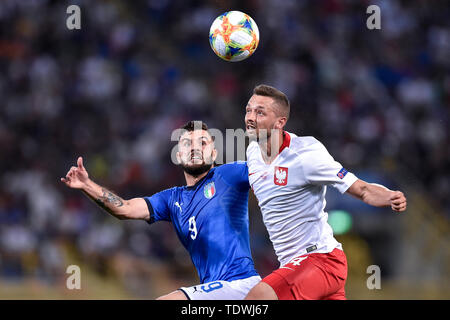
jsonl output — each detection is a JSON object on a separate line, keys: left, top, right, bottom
{"left": 184, "top": 169, "right": 211, "bottom": 187}
{"left": 259, "top": 130, "right": 284, "bottom": 164}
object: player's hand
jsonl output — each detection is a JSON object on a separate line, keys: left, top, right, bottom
{"left": 61, "top": 156, "right": 89, "bottom": 189}
{"left": 389, "top": 191, "right": 407, "bottom": 212}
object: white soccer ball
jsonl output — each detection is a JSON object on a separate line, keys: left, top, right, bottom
{"left": 209, "top": 11, "right": 260, "bottom": 62}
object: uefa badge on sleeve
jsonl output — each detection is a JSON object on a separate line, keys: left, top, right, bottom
{"left": 274, "top": 166, "right": 288, "bottom": 186}
{"left": 337, "top": 168, "right": 348, "bottom": 179}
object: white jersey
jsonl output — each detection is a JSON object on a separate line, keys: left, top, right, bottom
{"left": 247, "top": 131, "right": 358, "bottom": 266}
{"left": 179, "top": 275, "right": 261, "bottom": 300}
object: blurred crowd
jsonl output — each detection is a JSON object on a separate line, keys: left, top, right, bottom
{"left": 0, "top": 0, "right": 448, "bottom": 296}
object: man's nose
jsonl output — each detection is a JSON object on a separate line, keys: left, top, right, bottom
{"left": 191, "top": 140, "right": 203, "bottom": 151}
{"left": 246, "top": 110, "right": 256, "bottom": 123}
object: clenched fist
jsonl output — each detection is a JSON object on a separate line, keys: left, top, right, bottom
{"left": 390, "top": 191, "right": 407, "bottom": 212}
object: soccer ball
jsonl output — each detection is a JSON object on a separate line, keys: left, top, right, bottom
{"left": 209, "top": 11, "right": 260, "bottom": 62}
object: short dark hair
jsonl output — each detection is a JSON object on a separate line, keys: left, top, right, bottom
{"left": 179, "top": 120, "right": 213, "bottom": 140}
{"left": 180, "top": 120, "right": 209, "bottom": 132}
{"left": 253, "top": 84, "right": 290, "bottom": 119}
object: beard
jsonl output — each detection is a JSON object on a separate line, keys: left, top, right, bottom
{"left": 181, "top": 162, "right": 213, "bottom": 177}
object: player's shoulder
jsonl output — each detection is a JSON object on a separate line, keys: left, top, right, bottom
{"left": 287, "top": 134, "right": 334, "bottom": 166}
{"left": 215, "top": 161, "right": 247, "bottom": 174}
{"left": 288, "top": 133, "right": 328, "bottom": 154}
{"left": 158, "top": 186, "right": 180, "bottom": 197}
{"left": 147, "top": 186, "right": 179, "bottom": 207}
{"left": 214, "top": 162, "right": 249, "bottom": 188}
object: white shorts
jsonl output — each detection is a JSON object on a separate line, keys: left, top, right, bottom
{"left": 179, "top": 275, "right": 261, "bottom": 300}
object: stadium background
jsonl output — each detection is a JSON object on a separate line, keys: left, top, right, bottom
{"left": 0, "top": 0, "right": 448, "bottom": 299}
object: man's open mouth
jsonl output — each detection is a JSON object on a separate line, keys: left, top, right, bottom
{"left": 246, "top": 123, "right": 256, "bottom": 130}
{"left": 191, "top": 153, "right": 203, "bottom": 160}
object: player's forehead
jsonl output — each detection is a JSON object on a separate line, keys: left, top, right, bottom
{"left": 179, "top": 129, "right": 213, "bottom": 142}
{"left": 246, "top": 94, "right": 276, "bottom": 110}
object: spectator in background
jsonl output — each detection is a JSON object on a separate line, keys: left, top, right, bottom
{"left": 0, "top": 0, "right": 448, "bottom": 296}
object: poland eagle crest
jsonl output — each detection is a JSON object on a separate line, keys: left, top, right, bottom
{"left": 274, "top": 166, "right": 288, "bottom": 186}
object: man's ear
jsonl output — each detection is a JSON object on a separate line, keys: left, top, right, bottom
{"left": 176, "top": 151, "right": 182, "bottom": 165}
{"left": 210, "top": 148, "right": 218, "bottom": 164}
{"left": 274, "top": 117, "right": 287, "bottom": 130}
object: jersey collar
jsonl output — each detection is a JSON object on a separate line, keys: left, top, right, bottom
{"left": 185, "top": 167, "right": 215, "bottom": 190}
{"left": 278, "top": 131, "right": 291, "bottom": 154}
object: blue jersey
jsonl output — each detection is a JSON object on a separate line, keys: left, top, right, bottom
{"left": 144, "top": 162, "right": 258, "bottom": 283}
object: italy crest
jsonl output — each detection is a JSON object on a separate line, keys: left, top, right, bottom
{"left": 203, "top": 182, "right": 216, "bottom": 199}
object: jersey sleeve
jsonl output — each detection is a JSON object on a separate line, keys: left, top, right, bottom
{"left": 143, "top": 188, "right": 173, "bottom": 224}
{"left": 218, "top": 161, "right": 250, "bottom": 191}
{"left": 301, "top": 143, "right": 358, "bottom": 194}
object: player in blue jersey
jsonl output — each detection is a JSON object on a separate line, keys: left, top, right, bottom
{"left": 61, "top": 121, "right": 260, "bottom": 299}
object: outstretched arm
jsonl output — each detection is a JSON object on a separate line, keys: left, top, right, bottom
{"left": 61, "top": 156, "right": 150, "bottom": 220}
{"left": 346, "top": 179, "right": 407, "bottom": 212}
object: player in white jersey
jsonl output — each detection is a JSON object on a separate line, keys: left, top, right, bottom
{"left": 243, "top": 85, "right": 407, "bottom": 300}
